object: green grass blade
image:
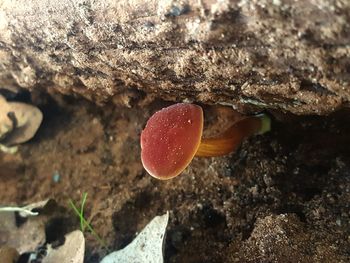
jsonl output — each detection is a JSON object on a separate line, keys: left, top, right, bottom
{"left": 80, "top": 192, "right": 88, "bottom": 232}
{"left": 68, "top": 194, "right": 107, "bottom": 248}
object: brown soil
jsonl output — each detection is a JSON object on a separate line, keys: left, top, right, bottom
{"left": 1, "top": 92, "right": 350, "bottom": 262}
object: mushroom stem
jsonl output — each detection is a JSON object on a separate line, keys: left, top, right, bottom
{"left": 195, "top": 114, "right": 271, "bottom": 157}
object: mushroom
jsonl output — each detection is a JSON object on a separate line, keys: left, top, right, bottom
{"left": 140, "top": 103, "right": 271, "bottom": 180}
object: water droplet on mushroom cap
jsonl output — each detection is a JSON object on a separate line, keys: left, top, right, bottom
{"left": 140, "top": 103, "right": 203, "bottom": 180}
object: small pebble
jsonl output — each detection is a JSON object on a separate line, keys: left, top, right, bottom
{"left": 336, "top": 218, "right": 341, "bottom": 226}
{"left": 52, "top": 171, "right": 60, "bottom": 183}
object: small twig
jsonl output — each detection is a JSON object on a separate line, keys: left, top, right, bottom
{"left": 0, "top": 206, "right": 39, "bottom": 216}
{"left": 80, "top": 192, "right": 87, "bottom": 232}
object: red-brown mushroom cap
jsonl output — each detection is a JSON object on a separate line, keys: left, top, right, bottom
{"left": 141, "top": 103, "right": 203, "bottom": 180}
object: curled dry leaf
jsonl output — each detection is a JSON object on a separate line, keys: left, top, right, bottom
{"left": 42, "top": 230, "right": 85, "bottom": 263}
{"left": 3, "top": 102, "right": 43, "bottom": 145}
{"left": 0, "top": 199, "right": 56, "bottom": 254}
{"left": 101, "top": 212, "right": 169, "bottom": 263}
{"left": 0, "top": 95, "right": 14, "bottom": 140}
{"left": 0, "top": 94, "right": 43, "bottom": 146}
{"left": 0, "top": 209, "right": 46, "bottom": 254}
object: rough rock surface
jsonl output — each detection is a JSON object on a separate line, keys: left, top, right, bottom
{"left": 0, "top": 0, "right": 349, "bottom": 114}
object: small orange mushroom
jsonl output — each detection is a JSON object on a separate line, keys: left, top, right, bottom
{"left": 140, "top": 103, "right": 270, "bottom": 180}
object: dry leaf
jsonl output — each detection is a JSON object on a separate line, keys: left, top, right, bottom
{"left": 0, "top": 95, "right": 14, "bottom": 140}
{"left": 0, "top": 94, "right": 8, "bottom": 105}
{"left": 42, "top": 230, "right": 85, "bottom": 263}
{"left": 2, "top": 101, "right": 43, "bottom": 145}
{"left": 0, "top": 199, "right": 56, "bottom": 254}
{"left": 101, "top": 212, "right": 169, "bottom": 263}
{"left": 0, "top": 211, "right": 46, "bottom": 254}
{"left": 0, "top": 95, "right": 43, "bottom": 146}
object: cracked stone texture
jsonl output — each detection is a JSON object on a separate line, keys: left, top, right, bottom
{"left": 0, "top": 0, "right": 349, "bottom": 114}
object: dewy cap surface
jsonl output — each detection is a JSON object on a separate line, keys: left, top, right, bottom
{"left": 141, "top": 103, "right": 203, "bottom": 180}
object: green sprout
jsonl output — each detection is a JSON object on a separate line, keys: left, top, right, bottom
{"left": 69, "top": 192, "right": 107, "bottom": 248}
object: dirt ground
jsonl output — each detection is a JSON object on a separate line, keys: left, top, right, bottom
{"left": 1, "top": 92, "right": 350, "bottom": 262}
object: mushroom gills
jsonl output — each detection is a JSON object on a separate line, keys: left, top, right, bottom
{"left": 195, "top": 114, "right": 271, "bottom": 157}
